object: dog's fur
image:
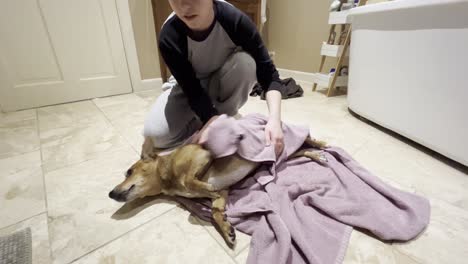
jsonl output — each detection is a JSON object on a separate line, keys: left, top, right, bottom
{"left": 109, "top": 136, "right": 327, "bottom": 248}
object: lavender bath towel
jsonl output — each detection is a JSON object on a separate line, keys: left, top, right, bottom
{"left": 175, "top": 114, "right": 430, "bottom": 264}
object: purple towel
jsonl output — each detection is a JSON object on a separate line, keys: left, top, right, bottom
{"left": 175, "top": 113, "right": 430, "bottom": 264}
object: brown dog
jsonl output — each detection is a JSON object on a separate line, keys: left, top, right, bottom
{"left": 109, "top": 136, "right": 327, "bottom": 248}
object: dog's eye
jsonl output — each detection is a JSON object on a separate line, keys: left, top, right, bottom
{"left": 125, "top": 169, "right": 133, "bottom": 178}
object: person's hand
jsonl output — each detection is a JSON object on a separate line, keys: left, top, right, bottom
{"left": 265, "top": 118, "right": 284, "bottom": 157}
{"left": 192, "top": 115, "right": 219, "bottom": 144}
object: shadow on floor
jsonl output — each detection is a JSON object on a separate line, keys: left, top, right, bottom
{"left": 111, "top": 195, "right": 177, "bottom": 220}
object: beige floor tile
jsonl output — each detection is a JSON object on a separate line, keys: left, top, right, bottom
{"left": 406, "top": 147, "right": 468, "bottom": 209}
{"left": 92, "top": 94, "right": 149, "bottom": 124}
{"left": 134, "top": 89, "right": 163, "bottom": 106}
{"left": 40, "top": 122, "right": 130, "bottom": 173}
{"left": 44, "top": 148, "right": 176, "bottom": 264}
{"left": 353, "top": 134, "right": 468, "bottom": 211}
{"left": 196, "top": 217, "right": 251, "bottom": 257}
{"left": 93, "top": 93, "right": 144, "bottom": 110}
{"left": 116, "top": 124, "right": 145, "bottom": 153}
{"left": 394, "top": 198, "right": 468, "bottom": 264}
{"left": 0, "top": 150, "right": 42, "bottom": 179}
{"left": 74, "top": 207, "right": 235, "bottom": 264}
{"left": 0, "top": 213, "right": 52, "bottom": 264}
{"left": 38, "top": 100, "right": 131, "bottom": 172}
{"left": 0, "top": 109, "right": 39, "bottom": 158}
{"left": 234, "top": 248, "right": 249, "bottom": 264}
{"left": 0, "top": 109, "right": 37, "bottom": 127}
{"left": 37, "top": 101, "right": 108, "bottom": 130}
{"left": 0, "top": 151, "right": 46, "bottom": 228}
{"left": 344, "top": 231, "right": 420, "bottom": 264}
{"left": 239, "top": 96, "right": 269, "bottom": 117}
{"left": 93, "top": 94, "right": 151, "bottom": 153}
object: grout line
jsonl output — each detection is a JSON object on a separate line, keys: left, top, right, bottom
{"left": 0, "top": 147, "right": 41, "bottom": 161}
{"left": 233, "top": 247, "right": 250, "bottom": 264}
{"left": 392, "top": 247, "right": 424, "bottom": 264}
{"left": 37, "top": 98, "right": 139, "bottom": 174}
{"left": 91, "top": 99, "right": 141, "bottom": 155}
{"left": 234, "top": 244, "right": 250, "bottom": 258}
{"left": 41, "top": 144, "right": 133, "bottom": 175}
{"left": 197, "top": 218, "right": 235, "bottom": 258}
{"left": 0, "top": 212, "right": 47, "bottom": 232}
{"left": 68, "top": 206, "right": 177, "bottom": 264}
{"left": 35, "top": 108, "right": 54, "bottom": 262}
{"left": 35, "top": 98, "right": 156, "bottom": 263}
{"left": 349, "top": 137, "right": 371, "bottom": 157}
{"left": 0, "top": 110, "right": 41, "bottom": 158}
{"left": 35, "top": 109, "right": 48, "bottom": 211}
{"left": 234, "top": 248, "right": 249, "bottom": 264}
{"left": 194, "top": 216, "right": 249, "bottom": 262}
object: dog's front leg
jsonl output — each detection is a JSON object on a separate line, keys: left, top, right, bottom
{"left": 184, "top": 150, "right": 219, "bottom": 198}
{"left": 186, "top": 179, "right": 219, "bottom": 199}
{"left": 304, "top": 136, "right": 328, "bottom": 149}
{"left": 291, "top": 149, "right": 328, "bottom": 163}
{"left": 211, "top": 190, "right": 236, "bottom": 248}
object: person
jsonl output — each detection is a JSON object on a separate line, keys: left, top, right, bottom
{"left": 143, "top": 0, "right": 285, "bottom": 156}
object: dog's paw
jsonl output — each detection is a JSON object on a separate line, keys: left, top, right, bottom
{"left": 316, "top": 140, "right": 328, "bottom": 149}
{"left": 221, "top": 215, "right": 236, "bottom": 249}
{"left": 212, "top": 211, "right": 237, "bottom": 249}
{"left": 225, "top": 226, "right": 236, "bottom": 249}
{"left": 304, "top": 151, "right": 328, "bottom": 163}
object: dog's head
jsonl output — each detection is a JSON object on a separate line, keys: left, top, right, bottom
{"left": 108, "top": 157, "right": 165, "bottom": 203}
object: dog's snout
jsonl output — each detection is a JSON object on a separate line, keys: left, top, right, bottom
{"left": 108, "top": 189, "right": 117, "bottom": 200}
{"left": 109, "top": 185, "right": 135, "bottom": 202}
{"left": 109, "top": 188, "right": 126, "bottom": 202}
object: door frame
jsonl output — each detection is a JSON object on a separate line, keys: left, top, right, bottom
{"left": 115, "top": 0, "right": 162, "bottom": 93}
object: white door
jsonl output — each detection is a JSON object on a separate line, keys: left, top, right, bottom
{"left": 0, "top": 0, "right": 132, "bottom": 111}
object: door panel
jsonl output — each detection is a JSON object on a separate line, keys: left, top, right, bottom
{"left": 0, "top": 0, "right": 132, "bottom": 111}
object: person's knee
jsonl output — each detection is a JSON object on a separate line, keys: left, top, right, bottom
{"left": 218, "top": 52, "right": 257, "bottom": 95}
{"left": 211, "top": 52, "right": 257, "bottom": 115}
{"left": 143, "top": 120, "right": 170, "bottom": 148}
{"left": 229, "top": 52, "right": 256, "bottom": 85}
{"left": 144, "top": 118, "right": 200, "bottom": 149}
{"left": 230, "top": 52, "right": 256, "bottom": 101}
{"left": 142, "top": 88, "right": 200, "bottom": 149}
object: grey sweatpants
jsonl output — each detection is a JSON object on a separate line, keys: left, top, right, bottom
{"left": 143, "top": 51, "right": 257, "bottom": 148}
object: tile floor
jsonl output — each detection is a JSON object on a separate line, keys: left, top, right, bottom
{"left": 1, "top": 86, "right": 467, "bottom": 264}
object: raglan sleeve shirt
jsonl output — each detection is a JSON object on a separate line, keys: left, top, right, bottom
{"left": 158, "top": 1, "right": 282, "bottom": 124}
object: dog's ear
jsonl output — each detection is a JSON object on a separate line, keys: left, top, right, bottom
{"left": 141, "top": 137, "right": 159, "bottom": 160}
{"left": 141, "top": 151, "right": 158, "bottom": 161}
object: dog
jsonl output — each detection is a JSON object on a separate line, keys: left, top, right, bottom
{"left": 109, "top": 135, "right": 327, "bottom": 248}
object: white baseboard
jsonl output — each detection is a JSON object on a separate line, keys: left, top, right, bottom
{"left": 278, "top": 68, "right": 316, "bottom": 84}
{"left": 133, "top": 71, "right": 315, "bottom": 92}
{"left": 136, "top": 78, "right": 163, "bottom": 92}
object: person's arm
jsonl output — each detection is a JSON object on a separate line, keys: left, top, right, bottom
{"left": 158, "top": 18, "right": 218, "bottom": 124}
{"left": 216, "top": 3, "right": 283, "bottom": 95}
{"left": 265, "top": 90, "right": 284, "bottom": 155}
{"left": 216, "top": 3, "right": 284, "bottom": 155}
{"left": 266, "top": 90, "right": 281, "bottom": 123}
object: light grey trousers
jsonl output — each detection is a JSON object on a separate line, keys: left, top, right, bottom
{"left": 143, "top": 52, "right": 257, "bottom": 148}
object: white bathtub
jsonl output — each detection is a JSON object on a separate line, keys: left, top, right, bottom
{"left": 347, "top": 0, "right": 468, "bottom": 166}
